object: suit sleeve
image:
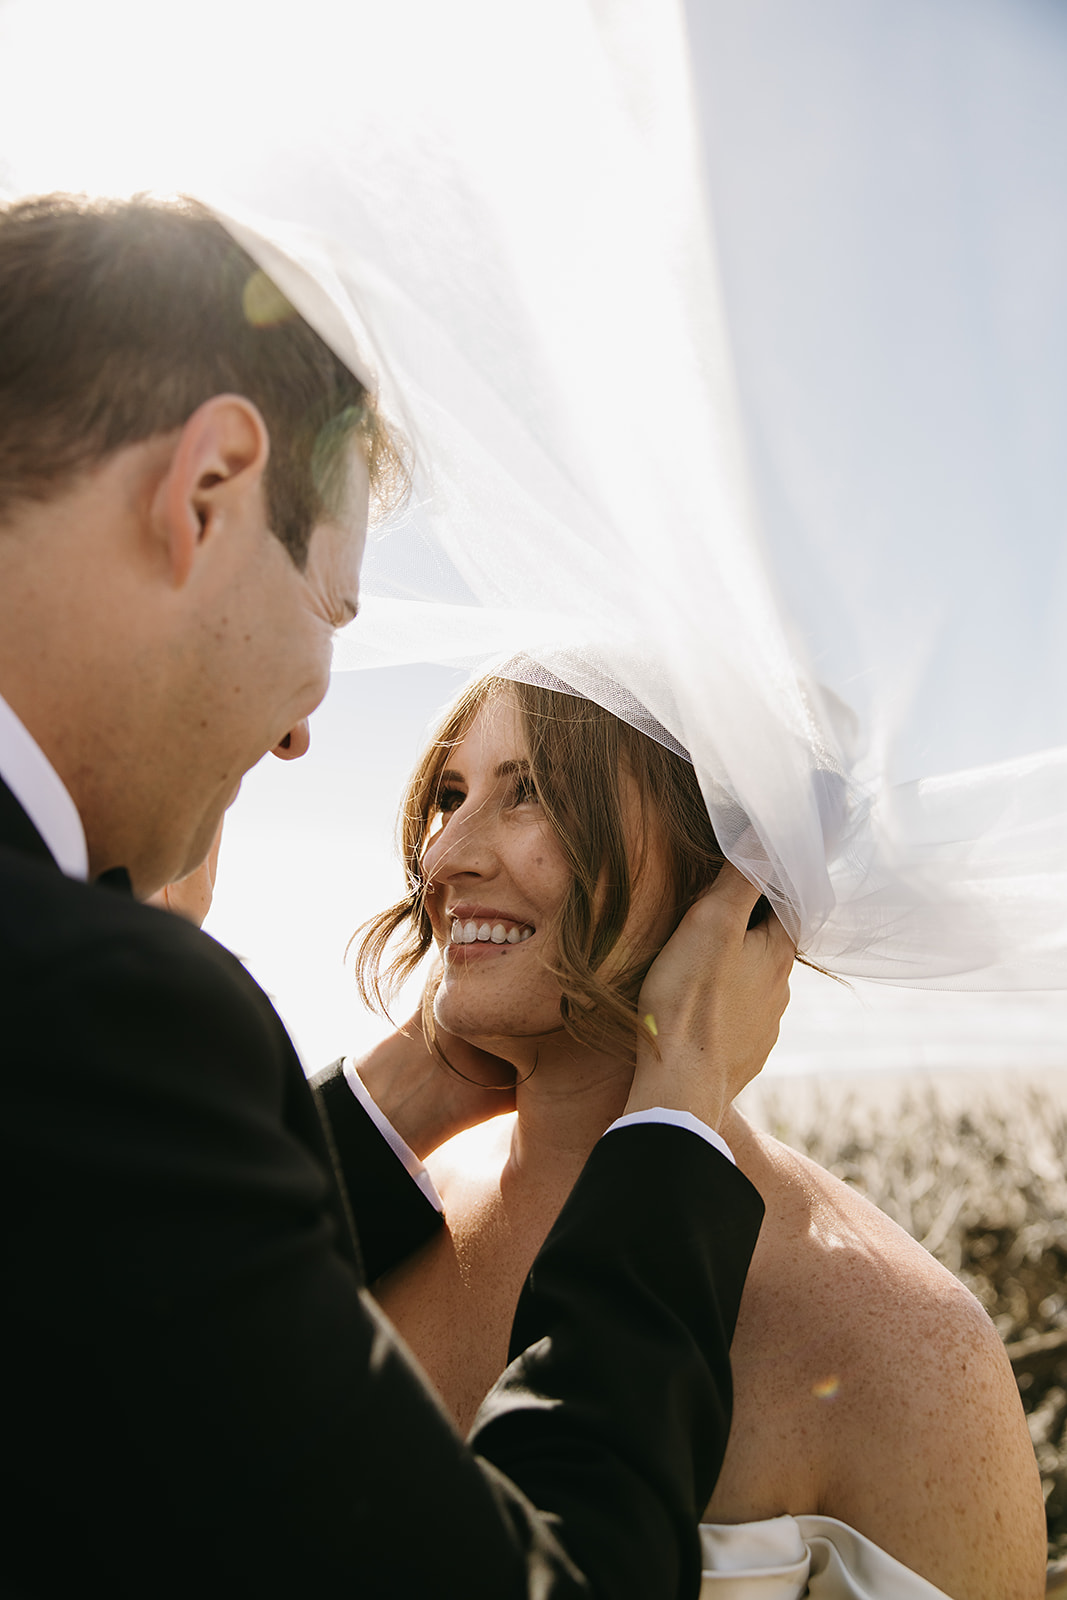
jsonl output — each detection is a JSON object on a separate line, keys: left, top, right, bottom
{"left": 472, "top": 1125, "right": 763, "bottom": 1599}
{"left": 8, "top": 910, "right": 762, "bottom": 1600}
{"left": 309, "top": 1056, "right": 444, "bottom": 1283}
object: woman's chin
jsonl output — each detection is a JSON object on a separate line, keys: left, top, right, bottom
{"left": 433, "top": 991, "right": 496, "bottom": 1046}
{"left": 432, "top": 993, "right": 556, "bottom": 1062}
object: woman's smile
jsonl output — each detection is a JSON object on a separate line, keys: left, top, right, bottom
{"left": 447, "top": 906, "right": 536, "bottom": 948}
{"left": 444, "top": 910, "right": 537, "bottom": 965}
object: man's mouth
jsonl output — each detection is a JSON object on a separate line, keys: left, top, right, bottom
{"left": 449, "top": 917, "right": 535, "bottom": 947}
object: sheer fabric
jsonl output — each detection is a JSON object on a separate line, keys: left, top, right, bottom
{"left": 0, "top": 0, "right": 1063, "bottom": 985}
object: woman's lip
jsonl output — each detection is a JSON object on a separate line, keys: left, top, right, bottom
{"left": 442, "top": 939, "right": 526, "bottom": 964}
{"left": 446, "top": 904, "right": 532, "bottom": 925}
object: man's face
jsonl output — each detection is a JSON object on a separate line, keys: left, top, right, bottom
{"left": 157, "top": 444, "right": 370, "bottom": 892}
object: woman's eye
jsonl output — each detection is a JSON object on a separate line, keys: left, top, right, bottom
{"left": 434, "top": 786, "right": 466, "bottom": 816}
{"left": 510, "top": 775, "right": 540, "bottom": 807}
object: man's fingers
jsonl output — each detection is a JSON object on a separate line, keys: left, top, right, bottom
{"left": 712, "top": 865, "right": 797, "bottom": 966}
{"left": 711, "top": 859, "right": 764, "bottom": 915}
{"left": 670, "top": 862, "right": 787, "bottom": 954}
{"left": 764, "top": 907, "right": 796, "bottom": 965}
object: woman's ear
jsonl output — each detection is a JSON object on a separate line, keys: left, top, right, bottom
{"left": 150, "top": 394, "right": 271, "bottom": 587}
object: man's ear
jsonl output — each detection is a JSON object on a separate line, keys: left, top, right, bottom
{"left": 150, "top": 395, "right": 271, "bottom": 587}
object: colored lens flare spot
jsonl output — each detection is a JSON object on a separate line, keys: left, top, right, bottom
{"left": 242, "top": 270, "right": 297, "bottom": 328}
{"left": 812, "top": 1376, "right": 840, "bottom": 1400}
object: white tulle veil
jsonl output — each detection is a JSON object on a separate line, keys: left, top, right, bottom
{"left": 0, "top": 0, "right": 1063, "bottom": 988}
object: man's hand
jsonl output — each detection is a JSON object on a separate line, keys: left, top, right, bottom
{"left": 146, "top": 823, "right": 223, "bottom": 927}
{"left": 353, "top": 999, "right": 517, "bottom": 1163}
{"left": 625, "top": 863, "right": 794, "bottom": 1133}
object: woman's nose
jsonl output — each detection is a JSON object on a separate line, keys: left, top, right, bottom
{"left": 271, "top": 720, "right": 311, "bottom": 761}
{"left": 424, "top": 801, "right": 498, "bottom": 883}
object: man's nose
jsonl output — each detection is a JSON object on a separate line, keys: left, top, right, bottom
{"left": 271, "top": 720, "right": 311, "bottom": 761}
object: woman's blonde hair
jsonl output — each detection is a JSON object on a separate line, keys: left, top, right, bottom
{"left": 353, "top": 673, "right": 732, "bottom": 1064}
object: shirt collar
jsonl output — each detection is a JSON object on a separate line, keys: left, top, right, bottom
{"left": 0, "top": 692, "right": 89, "bottom": 880}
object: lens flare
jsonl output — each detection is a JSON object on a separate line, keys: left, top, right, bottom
{"left": 242, "top": 269, "right": 297, "bottom": 329}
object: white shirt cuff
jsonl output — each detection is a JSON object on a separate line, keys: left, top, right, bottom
{"left": 342, "top": 1057, "right": 444, "bottom": 1213}
{"left": 604, "top": 1108, "right": 736, "bottom": 1166}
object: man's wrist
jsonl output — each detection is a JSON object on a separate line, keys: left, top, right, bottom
{"left": 343, "top": 1061, "right": 444, "bottom": 1212}
{"left": 349, "top": 1027, "right": 450, "bottom": 1162}
{"left": 606, "top": 1107, "right": 735, "bottom": 1165}
{"left": 624, "top": 1065, "right": 731, "bottom": 1138}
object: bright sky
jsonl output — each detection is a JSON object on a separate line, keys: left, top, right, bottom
{"left": 3, "top": 0, "right": 1064, "bottom": 1082}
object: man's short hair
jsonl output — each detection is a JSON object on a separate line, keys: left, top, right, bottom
{"left": 0, "top": 193, "right": 407, "bottom": 566}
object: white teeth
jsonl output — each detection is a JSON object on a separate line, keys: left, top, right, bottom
{"left": 449, "top": 917, "right": 534, "bottom": 946}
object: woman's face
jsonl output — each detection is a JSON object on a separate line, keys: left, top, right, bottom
{"left": 420, "top": 691, "right": 674, "bottom": 1054}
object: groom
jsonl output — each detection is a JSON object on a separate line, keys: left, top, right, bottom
{"left": 0, "top": 193, "right": 790, "bottom": 1599}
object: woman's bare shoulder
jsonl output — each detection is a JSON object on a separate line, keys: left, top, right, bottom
{"left": 735, "top": 1118, "right": 1024, "bottom": 1458}
{"left": 730, "top": 1118, "right": 1046, "bottom": 1600}
{"left": 741, "top": 1120, "right": 970, "bottom": 1301}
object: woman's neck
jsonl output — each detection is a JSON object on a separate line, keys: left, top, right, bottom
{"left": 499, "top": 1050, "right": 757, "bottom": 1195}
{"left": 503, "top": 1033, "right": 634, "bottom": 1185}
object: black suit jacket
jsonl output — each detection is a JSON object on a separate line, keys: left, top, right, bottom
{"left": 1, "top": 775, "right": 764, "bottom": 1598}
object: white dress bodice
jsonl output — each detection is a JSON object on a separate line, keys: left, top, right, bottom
{"left": 700, "top": 1515, "right": 953, "bottom": 1598}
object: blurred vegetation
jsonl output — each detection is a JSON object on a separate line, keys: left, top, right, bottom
{"left": 758, "top": 1088, "right": 1067, "bottom": 1583}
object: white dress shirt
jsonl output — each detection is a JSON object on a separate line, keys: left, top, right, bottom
{"left": 0, "top": 691, "right": 88, "bottom": 879}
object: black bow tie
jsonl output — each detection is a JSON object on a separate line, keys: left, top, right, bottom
{"left": 95, "top": 866, "right": 133, "bottom": 896}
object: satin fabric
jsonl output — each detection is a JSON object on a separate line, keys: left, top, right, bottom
{"left": 699, "top": 1515, "right": 951, "bottom": 1599}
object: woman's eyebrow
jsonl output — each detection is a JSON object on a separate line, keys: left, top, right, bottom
{"left": 435, "top": 758, "right": 530, "bottom": 790}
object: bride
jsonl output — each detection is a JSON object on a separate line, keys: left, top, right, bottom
{"left": 354, "top": 670, "right": 1046, "bottom": 1600}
